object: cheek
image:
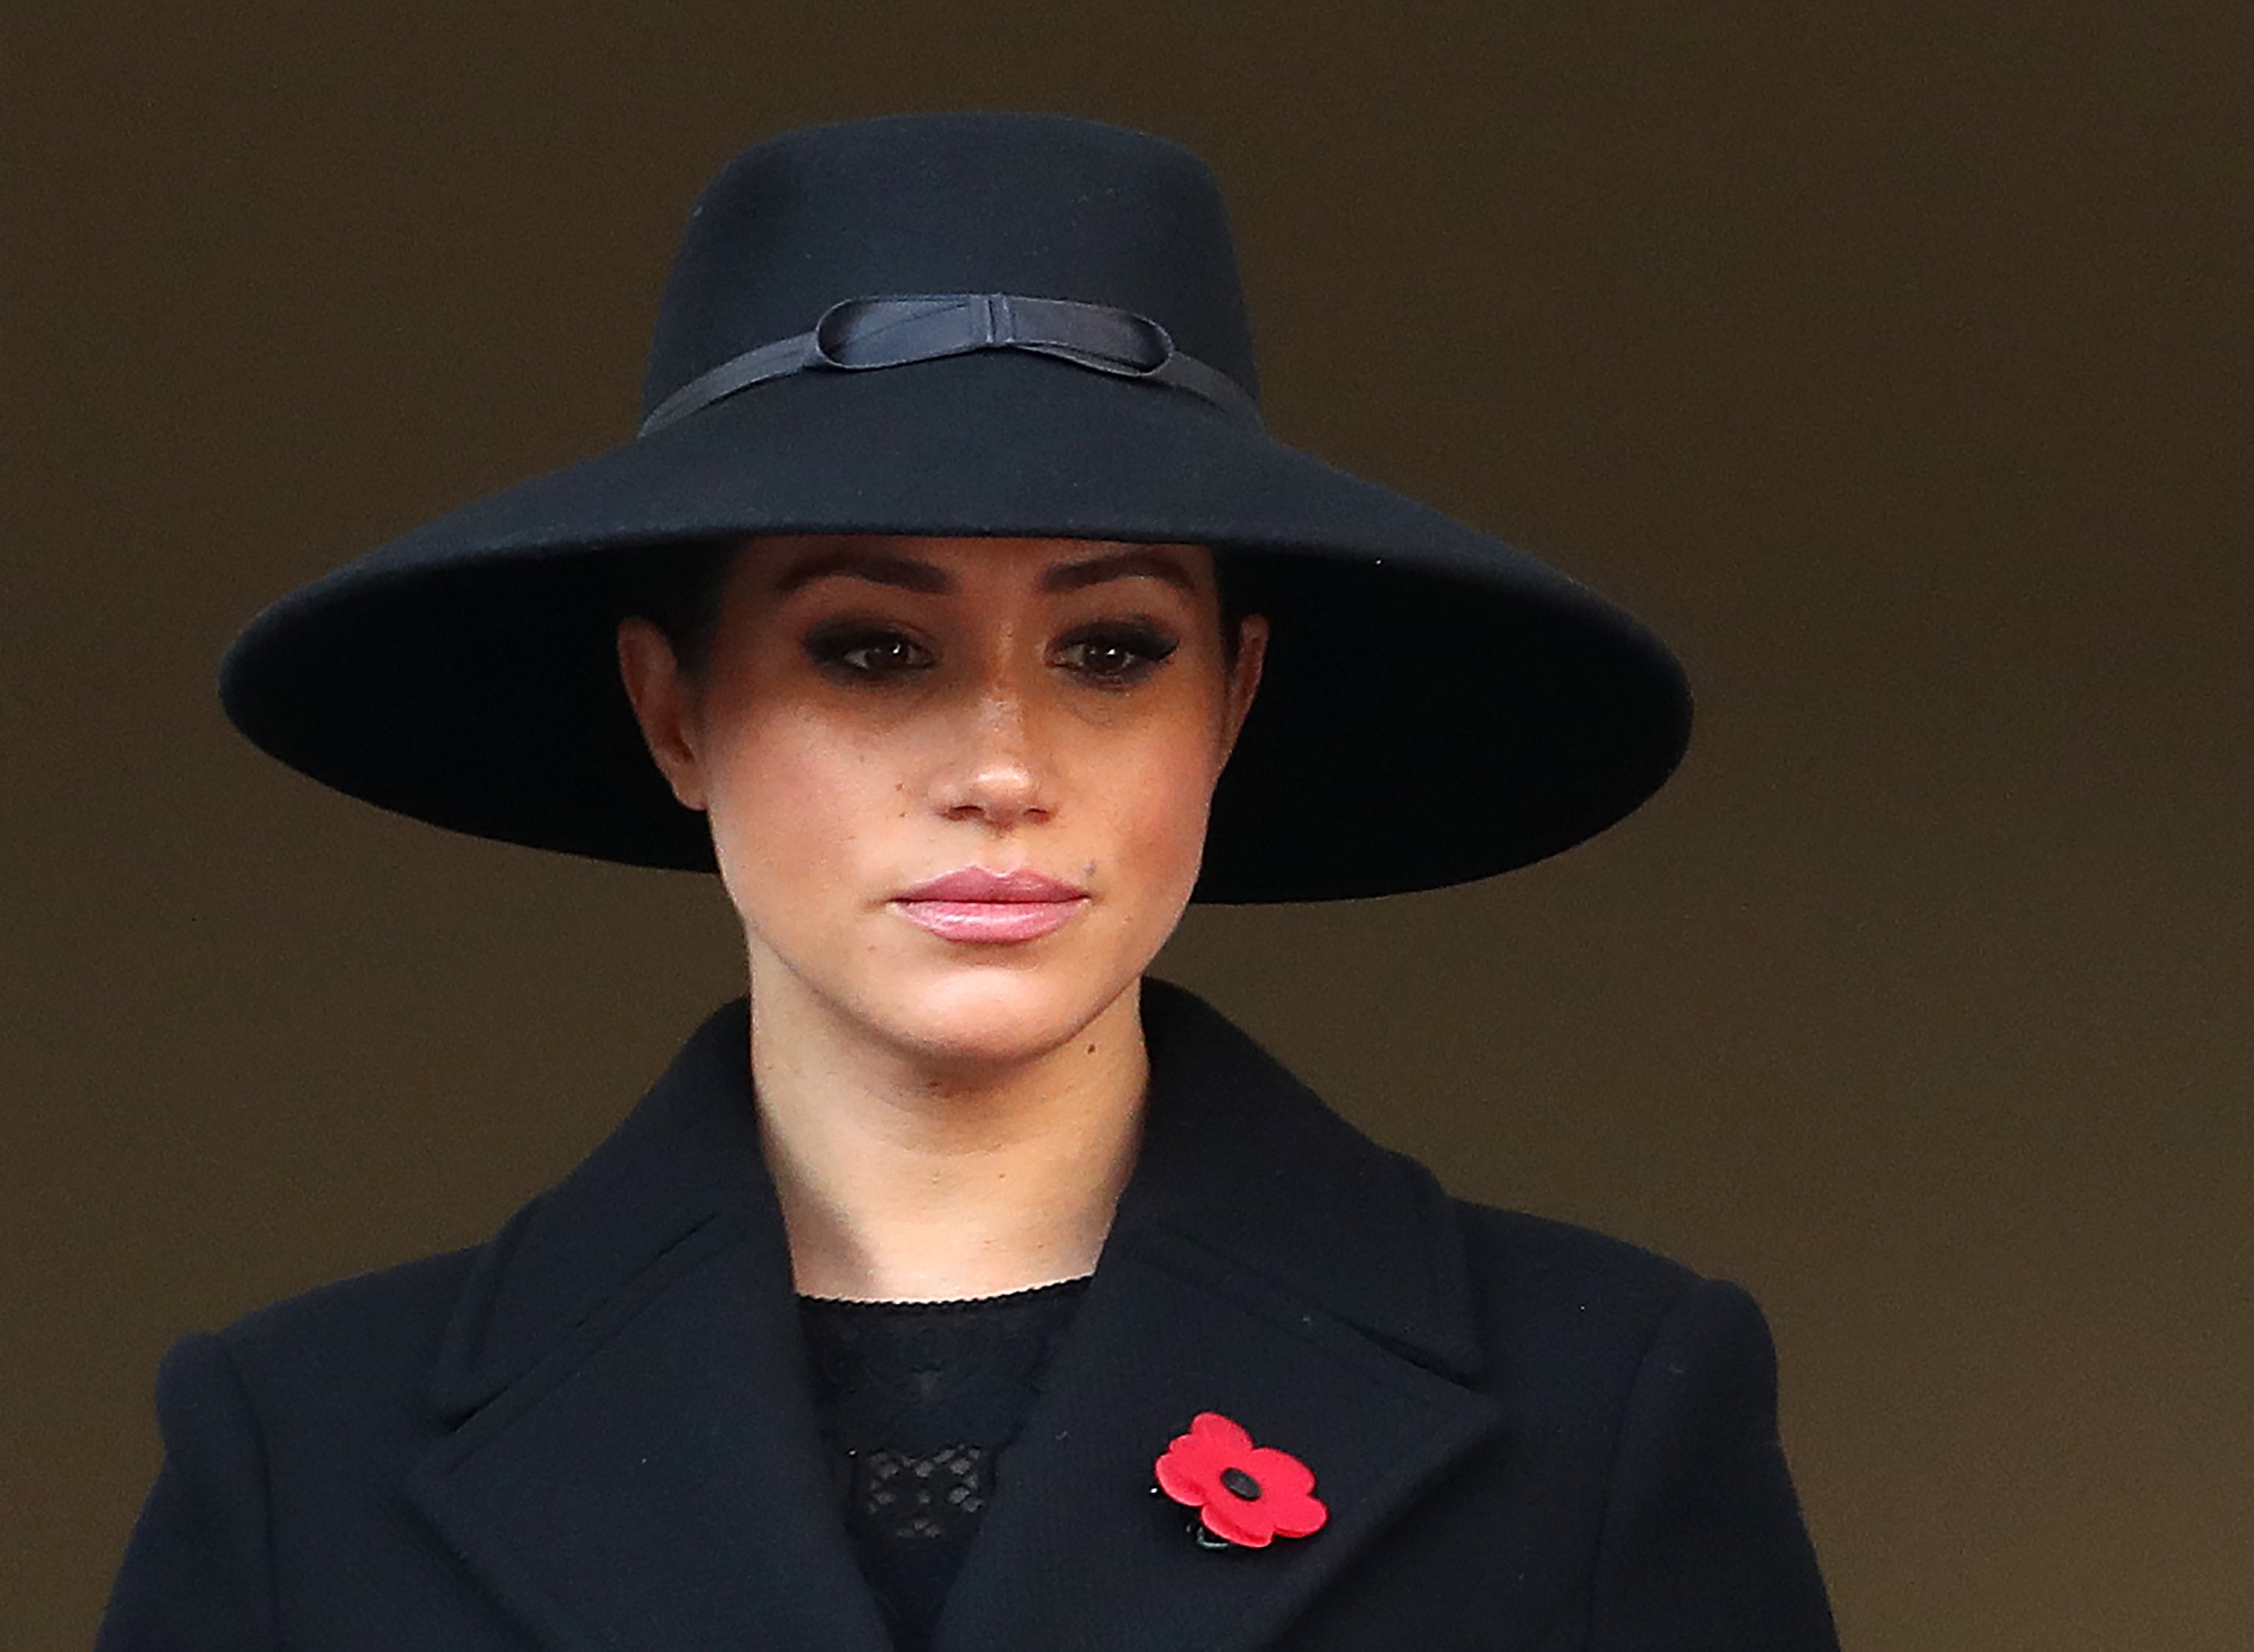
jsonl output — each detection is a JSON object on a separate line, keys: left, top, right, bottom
{"left": 700, "top": 705, "right": 896, "bottom": 923}
{"left": 1080, "top": 708, "right": 1225, "bottom": 896}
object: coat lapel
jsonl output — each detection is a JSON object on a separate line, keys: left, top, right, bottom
{"left": 932, "top": 981, "right": 1498, "bottom": 1652}
{"left": 404, "top": 1007, "right": 893, "bottom": 1652}
{"left": 404, "top": 982, "right": 1497, "bottom": 1652}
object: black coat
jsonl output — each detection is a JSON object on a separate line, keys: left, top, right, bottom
{"left": 99, "top": 981, "right": 1837, "bottom": 1651}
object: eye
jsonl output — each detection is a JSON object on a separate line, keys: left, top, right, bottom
{"left": 1053, "top": 622, "right": 1179, "bottom": 686}
{"left": 804, "top": 624, "right": 935, "bottom": 681}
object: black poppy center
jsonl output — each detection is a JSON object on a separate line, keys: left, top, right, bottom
{"left": 1219, "top": 1466, "right": 1263, "bottom": 1501}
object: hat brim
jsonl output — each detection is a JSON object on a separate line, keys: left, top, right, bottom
{"left": 221, "top": 351, "right": 1689, "bottom": 902}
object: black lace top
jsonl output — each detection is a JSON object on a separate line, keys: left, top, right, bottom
{"left": 798, "top": 1276, "right": 1091, "bottom": 1652}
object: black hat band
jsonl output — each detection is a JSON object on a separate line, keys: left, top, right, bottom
{"left": 638, "top": 292, "right": 1263, "bottom": 437}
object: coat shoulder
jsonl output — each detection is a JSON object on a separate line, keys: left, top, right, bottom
{"left": 1443, "top": 1195, "right": 1715, "bottom": 1397}
{"left": 205, "top": 1244, "right": 479, "bottom": 1412}
{"left": 1450, "top": 1197, "right": 1702, "bottom": 1318}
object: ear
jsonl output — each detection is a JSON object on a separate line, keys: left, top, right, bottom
{"left": 615, "top": 618, "right": 711, "bottom": 811}
{"left": 1217, "top": 613, "right": 1269, "bottom": 764}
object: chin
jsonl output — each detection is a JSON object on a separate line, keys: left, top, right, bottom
{"left": 863, "top": 954, "right": 1139, "bottom": 1073}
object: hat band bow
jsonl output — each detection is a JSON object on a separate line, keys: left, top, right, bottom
{"left": 638, "top": 291, "right": 1261, "bottom": 436}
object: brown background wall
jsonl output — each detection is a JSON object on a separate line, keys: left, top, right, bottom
{"left": 5, "top": 2, "right": 2248, "bottom": 1645}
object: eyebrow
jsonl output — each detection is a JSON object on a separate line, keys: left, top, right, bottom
{"left": 1038, "top": 548, "right": 1198, "bottom": 596}
{"left": 770, "top": 547, "right": 953, "bottom": 596}
{"left": 769, "top": 545, "right": 1199, "bottom": 598}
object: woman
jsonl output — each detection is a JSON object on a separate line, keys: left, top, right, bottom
{"left": 101, "top": 113, "right": 1837, "bottom": 1650}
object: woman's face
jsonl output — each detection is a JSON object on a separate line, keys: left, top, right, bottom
{"left": 618, "top": 534, "right": 1266, "bottom": 1071}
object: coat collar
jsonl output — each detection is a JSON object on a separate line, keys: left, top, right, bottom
{"left": 408, "top": 980, "right": 1497, "bottom": 1652}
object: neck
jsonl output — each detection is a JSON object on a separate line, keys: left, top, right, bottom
{"left": 745, "top": 963, "right": 1148, "bottom": 1302}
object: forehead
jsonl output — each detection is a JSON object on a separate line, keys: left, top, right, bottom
{"left": 744, "top": 534, "right": 1213, "bottom": 599}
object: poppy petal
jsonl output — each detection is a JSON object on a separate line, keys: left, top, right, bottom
{"left": 1189, "top": 1411, "right": 1255, "bottom": 1454}
{"left": 1267, "top": 1492, "right": 1329, "bottom": 1538}
{"left": 1243, "top": 1445, "right": 1316, "bottom": 1499}
{"left": 1156, "top": 1451, "right": 1213, "bottom": 1507}
{"left": 1200, "top": 1499, "right": 1274, "bottom": 1548}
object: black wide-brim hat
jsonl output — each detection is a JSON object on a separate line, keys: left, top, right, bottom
{"left": 222, "top": 112, "right": 1690, "bottom": 902}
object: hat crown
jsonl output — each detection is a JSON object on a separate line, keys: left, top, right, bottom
{"left": 640, "top": 113, "right": 1260, "bottom": 418}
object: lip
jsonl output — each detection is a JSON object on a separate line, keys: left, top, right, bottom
{"left": 899, "top": 867, "right": 1089, "bottom": 902}
{"left": 891, "top": 865, "right": 1091, "bottom": 944}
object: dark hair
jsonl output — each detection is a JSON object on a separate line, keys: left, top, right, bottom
{"left": 615, "top": 540, "right": 741, "bottom": 680}
{"left": 618, "top": 540, "right": 1256, "bottom": 679}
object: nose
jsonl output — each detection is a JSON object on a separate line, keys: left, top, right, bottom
{"left": 931, "top": 671, "right": 1054, "bottom": 830}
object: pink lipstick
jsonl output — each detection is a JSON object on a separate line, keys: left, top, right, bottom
{"left": 891, "top": 866, "right": 1090, "bottom": 944}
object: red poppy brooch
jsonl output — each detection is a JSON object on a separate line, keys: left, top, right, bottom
{"left": 1155, "top": 1411, "right": 1328, "bottom": 1548}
